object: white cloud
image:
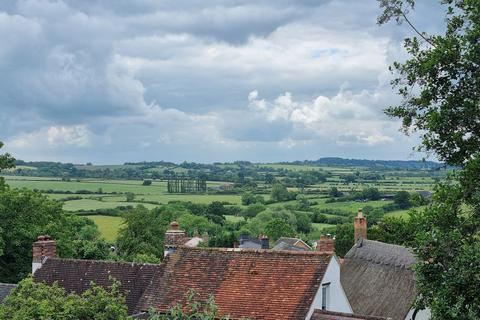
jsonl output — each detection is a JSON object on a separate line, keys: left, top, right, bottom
{"left": 244, "top": 89, "right": 398, "bottom": 146}
{"left": 10, "top": 125, "right": 92, "bottom": 148}
{"left": 0, "top": 0, "right": 443, "bottom": 163}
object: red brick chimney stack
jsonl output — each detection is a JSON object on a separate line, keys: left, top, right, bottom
{"left": 317, "top": 235, "right": 335, "bottom": 253}
{"left": 354, "top": 208, "right": 367, "bottom": 243}
{"left": 164, "top": 221, "right": 187, "bottom": 257}
{"left": 32, "top": 235, "right": 57, "bottom": 275}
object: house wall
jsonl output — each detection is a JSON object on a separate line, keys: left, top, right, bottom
{"left": 405, "top": 308, "right": 431, "bottom": 320}
{"left": 305, "top": 256, "right": 352, "bottom": 320}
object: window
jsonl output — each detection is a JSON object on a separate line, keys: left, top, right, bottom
{"left": 321, "top": 283, "right": 330, "bottom": 310}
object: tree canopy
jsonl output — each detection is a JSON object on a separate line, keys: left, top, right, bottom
{"left": 378, "top": 1, "right": 480, "bottom": 318}
{"left": 0, "top": 187, "right": 109, "bottom": 283}
{"left": 0, "top": 277, "right": 128, "bottom": 319}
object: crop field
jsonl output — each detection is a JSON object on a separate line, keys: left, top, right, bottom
{"left": 2, "top": 159, "right": 441, "bottom": 243}
{"left": 312, "top": 199, "right": 392, "bottom": 212}
{"left": 2, "top": 177, "right": 243, "bottom": 212}
{"left": 85, "top": 215, "right": 124, "bottom": 242}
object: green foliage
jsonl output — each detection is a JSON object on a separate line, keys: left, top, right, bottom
{"left": 393, "top": 191, "right": 411, "bottom": 209}
{"left": 333, "top": 224, "right": 354, "bottom": 258}
{"left": 360, "top": 187, "right": 381, "bottom": 201}
{"left": 0, "top": 187, "right": 108, "bottom": 282}
{"left": 143, "top": 179, "right": 152, "bottom": 186}
{"left": 379, "top": 1, "right": 480, "bottom": 318}
{"left": 241, "top": 192, "right": 264, "bottom": 205}
{"left": 240, "top": 203, "right": 266, "bottom": 220}
{"left": 0, "top": 277, "right": 128, "bottom": 319}
{"left": 270, "top": 183, "right": 290, "bottom": 202}
{"left": 149, "top": 289, "right": 232, "bottom": 320}
{"left": 408, "top": 163, "right": 480, "bottom": 319}
{"left": 264, "top": 218, "right": 295, "bottom": 241}
{"left": 116, "top": 206, "right": 165, "bottom": 260}
{"left": 0, "top": 142, "right": 15, "bottom": 187}
{"left": 380, "top": 0, "right": 480, "bottom": 166}
{"left": 125, "top": 192, "right": 135, "bottom": 202}
{"left": 328, "top": 187, "right": 343, "bottom": 198}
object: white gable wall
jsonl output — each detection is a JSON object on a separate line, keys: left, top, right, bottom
{"left": 305, "top": 256, "right": 352, "bottom": 320}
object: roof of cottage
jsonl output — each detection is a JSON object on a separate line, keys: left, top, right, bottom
{"left": 0, "top": 283, "right": 16, "bottom": 303}
{"left": 341, "top": 239, "right": 417, "bottom": 320}
{"left": 272, "top": 237, "right": 311, "bottom": 251}
{"left": 137, "top": 247, "right": 333, "bottom": 320}
{"left": 33, "top": 258, "right": 162, "bottom": 315}
{"left": 311, "top": 310, "right": 389, "bottom": 320}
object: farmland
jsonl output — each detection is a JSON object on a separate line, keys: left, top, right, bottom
{"left": 2, "top": 158, "right": 446, "bottom": 242}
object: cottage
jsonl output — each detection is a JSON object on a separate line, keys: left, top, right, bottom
{"left": 32, "top": 234, "right": 353, "bottom": 319}
{"left": 340, "top": 210, "right": 430, "bottom": 320}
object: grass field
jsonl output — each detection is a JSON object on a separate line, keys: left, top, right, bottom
{"left": 63, "top": 199, "right": 159, "bottom": 211}
{"left": 312, "top": 198, "right": 391, "bottom": 213}
{"left": 85, "top": 215, "right": 124, "bottom": 242}
{"left": 385, "top": 205, "right": 427, "bottom": 218}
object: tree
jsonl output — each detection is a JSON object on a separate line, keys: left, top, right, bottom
{"left": 361, "top": 187, "right": 381, "bottom": 200}
{"left": 143, "top": 179, "right": 152, "bottom": 186}
{"left": 378, "top": 1, "right": 480, "bottom": 318}
{"left": 270, "top": 183, "right": 290, "bottom": 202}
{"left": 125, "top": 192, "right": 135, "bottom": 202}
{"left": 0, "top": 141, "right": 15, "bottom": 186}
{"left": 393, "top": 191, "right": 411, "bottom": 209}
{"left": 241, "top": 192, "right": 264, "bottom": 205}
{"left": 149, "top": 289, "right": 231, "bottom": 320}
{"left": 333, "top": 223, "right": 354, "bottom": 258}
{"left": 264, "top": 218, "right": 295, "bottom": 241}
{"left": 379, "top": 0, "right": 480, "bottom": 166}
{"left": 295, "top": 211, "right": 312, "bottom": 234}
{"left": 241, "top": 203, "right": 266, "bottom": 220}
{"left": 116, "top": 206, "right": 166, "bottom": 260}
{"left": 329, "top": 187, "right": 343, "bottom": 198}
{"left": 0, "top": 277, "right": 128, "bottom": 319}
{"left": 0, "top": 188, "right": 108, "bottom": 283}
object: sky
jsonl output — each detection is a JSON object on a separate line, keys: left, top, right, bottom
{"left": 0, "top": 0, "right": 445, "bottom": 164}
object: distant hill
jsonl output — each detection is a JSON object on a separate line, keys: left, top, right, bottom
{"left": 282, "top": 157, "right": 446, "bottom": 170}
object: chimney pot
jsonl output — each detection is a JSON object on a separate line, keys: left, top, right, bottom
{"left": 170, "top": 221, "right": 179, "bottom": 230}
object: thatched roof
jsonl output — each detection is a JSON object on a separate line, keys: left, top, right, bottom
{"left": 340, "top": 239, "right": 417, "bottom": 320}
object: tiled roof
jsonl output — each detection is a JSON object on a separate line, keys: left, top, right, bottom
{"left": 33, "top": 258, "right": 162, "bottom": 314}
{"left": 272, "top": 237, "right": 311, "bottom": 251}
{"left": 138, "top": 247, "right": 333, "bottom": 320}
{"left": 312, "top": 310, "right": 389, "bottom": 320}
{"left": 0, "top": 283, "right": 16, "bottom": 303}
{"left": 341, "top": 239, "right": 417, "bottom": 320}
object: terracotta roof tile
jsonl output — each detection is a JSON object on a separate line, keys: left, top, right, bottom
{"left": 33, "top": 258, "right": 162, "bottom": 314}
{"left": 137, "top": 247, "right": 332, "bottom": 320}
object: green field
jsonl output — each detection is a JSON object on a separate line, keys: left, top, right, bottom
{"left": 63, "top": 199, "right": 159, "bottom": 211}
{"left": 385, "top": 205, "right": 427, "bottom": 218}
{"left": 85, "top": 215, "right": 124, "bottom": 242}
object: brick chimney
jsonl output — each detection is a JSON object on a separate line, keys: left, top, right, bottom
{"left": 317, "top": 235, "right": 335, "bottom": 253}
{"left": 164, "top": 221, "right": 187, "bottom": 257}
{"left": 260, "top": 235, "right": 269, "bottom": 249}
{"left": 32, "top": 235, "right": 57, "bottom": 275}
{"left": 354, "top": 208, "right": 367, "bottom": 243}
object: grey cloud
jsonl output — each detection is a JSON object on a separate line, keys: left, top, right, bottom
{"left": 0, "top": 0, "right": 444, "bottom": 163}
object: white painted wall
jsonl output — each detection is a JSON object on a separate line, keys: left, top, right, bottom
{"left": 405, "top": 308, "right": 431, "bottom": 320}
{"left": 305, "top": 256, "right": 353, "bottom": 319}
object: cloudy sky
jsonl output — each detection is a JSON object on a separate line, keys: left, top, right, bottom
{"left": 0, "top": 0, "right": 444, "bottom": 164}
